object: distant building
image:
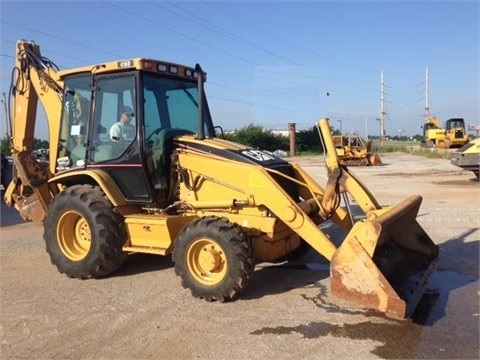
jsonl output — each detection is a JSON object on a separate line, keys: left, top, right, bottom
{"left": 271, "top": 129, "right": 289, "bottom": 137}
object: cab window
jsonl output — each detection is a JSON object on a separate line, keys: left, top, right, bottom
{"left": 90, "top": 76, "right": 136, "bottom": 163}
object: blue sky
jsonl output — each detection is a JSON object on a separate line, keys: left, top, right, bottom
{"left": 1, "top": 0, "right": 478, "bottom": 139}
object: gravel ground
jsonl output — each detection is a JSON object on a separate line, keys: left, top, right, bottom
{"left": 1, "top": 152, "right": 479, "bottom": 360}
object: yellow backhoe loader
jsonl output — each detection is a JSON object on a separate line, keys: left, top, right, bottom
{"left": 4, "top": 40, "right": 438, "bottom": 319}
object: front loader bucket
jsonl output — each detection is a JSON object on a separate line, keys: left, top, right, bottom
{"left": 330, "top": 195, "right": 438, "bottom": 319}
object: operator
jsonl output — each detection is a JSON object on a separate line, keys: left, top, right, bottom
{"left": 110, "top": 106, "right": 135, "bottom": 142}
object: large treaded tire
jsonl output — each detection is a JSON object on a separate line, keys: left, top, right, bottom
{"left": 43, "top": 185, "right": 127, "bottom": 279}
{"left": 172, "top": 216, "right": 255, "bottom": 302}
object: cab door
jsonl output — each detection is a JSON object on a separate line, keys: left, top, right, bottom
{"left": 88, "top": 74, "right": 152, "bottom": 203}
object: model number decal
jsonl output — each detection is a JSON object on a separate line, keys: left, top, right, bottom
{"left": 241, "top": 149, "right": 275, "bottom": 162}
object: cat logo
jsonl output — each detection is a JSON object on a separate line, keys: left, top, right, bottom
{"left": 241, "top": 149, "right": 275, "bottom": 162}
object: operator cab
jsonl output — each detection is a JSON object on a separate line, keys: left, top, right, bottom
{"left": 445, "top": 118, "right": 465, "bottom": 131}
{"left": 57, "top": 62, "right": 215, "bottom": 206}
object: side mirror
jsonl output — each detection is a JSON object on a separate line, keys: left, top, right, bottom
{"left": 214, "top": 125, "right": 224, "bottom": 139}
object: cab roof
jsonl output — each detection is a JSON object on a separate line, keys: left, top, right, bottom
{"left": 56, "top": 58, "right": 204, "bottom": 82}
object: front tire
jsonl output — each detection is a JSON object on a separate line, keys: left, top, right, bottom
{"left": 43, "top": 185, "right": 127, "bottom": 279}
{"left": 173, "top": 216, "right": 255, "bottom": 302}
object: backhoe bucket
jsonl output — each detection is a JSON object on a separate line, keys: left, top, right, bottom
{"left": 330, "top": 195, "right": 438, "bottom": 319}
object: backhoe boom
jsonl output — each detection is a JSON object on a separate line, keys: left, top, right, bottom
{"left": 5, "top": 40, "right": 63, "bottom": 221}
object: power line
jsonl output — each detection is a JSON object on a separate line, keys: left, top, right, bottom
{"left": 2, "top": 4, "right": 381, "bottom": 108}
{"left": 198, "top": 1, "right": 387, "bottom": 100}
{"left": 1, "top": 33, "right": 255, "bottom": 105}
{"left": 201, "top": 0, "right": 376, "bottom": 74}
{"left": 0, "top": 21, "right": 125, "bottom": 59}
{"left": 208, "top": 94, "right": 254, "bottom": 105}
{"left": 1, "top": 37, "right": 97, "bottom": 70}
{"left": 148, "top": 1, "right": 300, "bottom": 65}
{"left": 208, "top": 81, "right": 255, "bottom": 96}
{"left": 2, "top": 4, "right": 424, "bottom": 118}
{"left": 328, "top": 73, "right": 377, "bottom": 88}
{"left": 101, "top": 0, "right": 259, "bottom": 66}
{"left": 324, "top": 85, "right": 378, "bottom": 100}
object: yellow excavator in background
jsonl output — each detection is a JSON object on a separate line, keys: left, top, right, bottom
{"left": 422, "top": 116, "right": 469, "bottom": 149}
{"left": 333, "top": 135, "right": 383, "bottom": 166}
{"left": 4, "top": 40, "right": 438, "bottom": 319}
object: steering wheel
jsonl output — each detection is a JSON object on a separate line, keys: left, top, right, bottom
{"left": 147, "top": 128, "right": 172, "bottom": 150}
{"left": 146, "top": 127, "right": 164, "bottom": 142}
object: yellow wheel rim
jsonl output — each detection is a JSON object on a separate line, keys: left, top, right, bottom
{"left": 187, "top": 238, "right": 227, "bottom": 285}
{"left": 57, "top": 211, "right": 91, "bottom": 261}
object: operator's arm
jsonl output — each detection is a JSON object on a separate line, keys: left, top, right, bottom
{"left": 110, "top": 123, "right": 121, "bottom": 141}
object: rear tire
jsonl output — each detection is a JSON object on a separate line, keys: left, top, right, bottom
{"left": 43, "top": 185, "right": 127, "bottom": 279}
{"left": 173, "top": 216, "right": 254, "bottom": 302}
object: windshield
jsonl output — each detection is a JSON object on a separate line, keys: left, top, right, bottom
{"left": 142, "top": 74, "right": 214, "bottom": 137}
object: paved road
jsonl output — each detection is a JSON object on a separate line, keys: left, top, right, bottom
{"left": 1, "top": 153, "right": 479, "bottom": 359}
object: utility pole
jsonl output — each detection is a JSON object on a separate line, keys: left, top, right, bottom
{"left": 365, "top": 116, "right": 368, "bottom": 140}
{"left": 1, "top": 92, "right": 9, "bottom": 136}
{"left": 424, "top": 66, "right": 430, "bottom": 122}
{"left": 288, "top": 122, "right": 296, "bottom": 156}
{"left": 379, "top": 71, "right": 386, "bottom": 146}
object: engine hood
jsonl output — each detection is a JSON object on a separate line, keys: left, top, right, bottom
{"left": 173, "top": 134, "right": 289, "bottom": 168}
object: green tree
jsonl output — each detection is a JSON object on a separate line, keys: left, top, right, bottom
{"left": 296, "top": 126, "right": 322, "bottom": 153}
{"left": 224, "top": 124, "right": 289, "bottom": 151}
{"left": 222, "top": 123, "right": 344, "bottom": 154}
{"left": 1, "top": 135, "right": 11, "bottom": 155}
{"left": 0, "top": 135, "right": 49, "bottom": 155}
{"left": 34, "top": 138, "right": 49, "bottom": 150}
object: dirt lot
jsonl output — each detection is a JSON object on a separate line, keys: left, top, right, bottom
{"left": 1, "top": 152, "right": 479, "bottom": 359}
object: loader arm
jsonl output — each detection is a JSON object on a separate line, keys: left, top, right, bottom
{"left": 175, "top": 118, "right": 438, "bottom": 318}
{"left": 4, "top": 40, "right": 63, "bottom": 221}
{"left": 316, "top": 118, "right": 438, "bottom": 318}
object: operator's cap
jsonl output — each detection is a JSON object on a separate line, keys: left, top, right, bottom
{"left": 120, "top": 106, "right": 134, "bottom": 116}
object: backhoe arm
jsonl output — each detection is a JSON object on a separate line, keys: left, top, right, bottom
{"left": 4, "top": 40, "right": 63, "bottom": 221}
